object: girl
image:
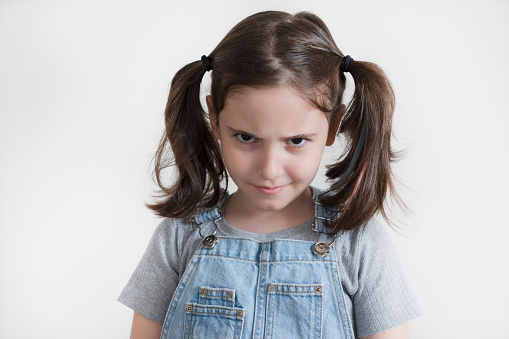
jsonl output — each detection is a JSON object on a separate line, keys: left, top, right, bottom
{"left": 119, "top": 11, "right": 422, "bottom": 339}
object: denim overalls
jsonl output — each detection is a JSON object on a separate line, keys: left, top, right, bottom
{"left": 161, "top": 194, "right": 355, "bottom": 339}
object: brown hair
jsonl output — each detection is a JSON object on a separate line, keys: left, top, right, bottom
{"left": 147, "top": 11, "right": 401, "bottom": 234}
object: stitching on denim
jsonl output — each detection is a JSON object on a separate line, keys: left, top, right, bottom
{"left": 333, "top": 249, "right": 354, "bottom": 339}
{"left": 342, "top": 287, "right": 354, "bottom": 338}
{"left": 199, "top": 286, "right": 235, "bottom": 293}
{"left": 270, "top": 286, "right": 277, "bottom": 338}
{"left": 186, "top": 310, "right": 242, "bottom": 317}
{"left": 169, "top": 236, "right": 354, "bottom": 338}
{"left": 183, "top": 310, "right": 191, "bottom": 339}
{"left": 313, "top": 291, "right": 317, "bottom": 338}
{"left": 190, "top": 303, "right": 242, "bottom": 311}
{"left": 269, "top": 290, "right": 321, "bottom": 294}
{"left": 317, "top": 294, "right": 322, "bottom": 339}
{"left": 329, "top": 257, "right": 353, "bottom": 338}
{"left": 233, "top": 316, "right": 240, "bottom": 339}
{"left": 263, "top": 290, "right": 270, "bottom": 339}
{"left": 198, "top": 288, "right": 235, "bottom": 306}
{"left": 234, "top": 311, "right": 244, "bottom": 339}
{"left": 162, "top": 239, "right": 205, "bottom": 335}
{"left": 266, "top": 283, "right": 323, "bottom": 291}
{"left": 239, "top": 314, "right": 244, "bottom": 339}
{"left": 162, "top": 256, "right": 201, "bottom": 337}
{"left": 316, "top": 293, "right": 323, "bottom": 339}
{"left": 197, "top": 253, "right": 334, "bottom": 263}
{"left": 262, "top": 242, "right": 270, "bottom": 339}
{"left": 265, "top": 283, "right": 322, "bottom": 338}
{"left": 208, "top": 237, "right": 331, "bottom": 245}
{"left": 183, "top": 307, "right": 244, "bottom": 338}
{"left": 198, "top": 295, "right": 234, "bottom": 308}
{"left": 253, "top": 242, "right": 267, "bottom": 339}
{"left": 329, "top": 260, "right": 345, "bottom": 336}
{"left": 201, "top": 294, "right": 232, "bottom": 298}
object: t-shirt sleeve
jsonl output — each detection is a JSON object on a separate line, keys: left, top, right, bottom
{"left": 117, "top": 219, "right": 180, "bottom": 324}
{"left": 351, "top": 219, "right": 423, "bottom": 338}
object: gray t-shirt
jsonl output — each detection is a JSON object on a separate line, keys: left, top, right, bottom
{"left": 119, "top": 197, "right": 422, "bottom": 338}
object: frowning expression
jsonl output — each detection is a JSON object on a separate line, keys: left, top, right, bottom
{"left": 207, "top": 85, "right": 339, "bottom": 216}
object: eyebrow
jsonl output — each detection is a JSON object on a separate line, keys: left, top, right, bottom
{"left": 226, "top": 126, "right": 318, "bottom": 139}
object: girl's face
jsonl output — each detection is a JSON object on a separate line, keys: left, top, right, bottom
{"left": 207, "top": 85, "right": 340, "bottom": 218}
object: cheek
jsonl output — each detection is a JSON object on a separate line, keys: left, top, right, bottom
{"left": 221, "top": 144, "right": 252, "bottom": 176}
{"left": 290, "top": 147, "right": 326, "bottom": 178}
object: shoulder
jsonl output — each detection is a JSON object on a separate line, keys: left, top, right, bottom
{"left": 153, "top": 194, "right": 225, "bottom": 236}
{"left": 334, "top": 217, "right": 390, "bottom": 288}
{"left": 343, "top": 217, "right": 400, "bottom": 277}
{"left": 150, "top": 195, "right": 225, "bottom": 251}
{"left": 335, "top": 215, "right": 390, "bottom": 253}
{"left": 350, "top": 217, "right": 394, "bottom": 256}
{"left": 149, "top": 216, "right": 192, "bottom": 249}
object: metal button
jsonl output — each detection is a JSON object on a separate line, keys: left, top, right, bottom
{"left": 315, "top": 286, "right": 322, "bottom": 292}
{"left": 200, "top": 288, "right": 207, "bottom": 295}
{"left": 236, "top": 310, "right": 243, "bottom": 317}
{"left": 313, "top": 242, "right": 330, "bottom": 258}
{"left": 186, "top": 305, "right": 193, "bottom": 312}
{"left": 203, "top": 235, "right": 218, "bottom": 249}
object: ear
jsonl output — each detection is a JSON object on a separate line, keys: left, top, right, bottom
{"left": 326, "top": 104, "right": 346, "bottom": 146}
{"left": 206, "top": 95, "right": 220, "bottom": 139}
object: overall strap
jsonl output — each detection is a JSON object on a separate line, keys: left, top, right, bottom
{"left": 311, "top": 187, "right": 339, "bottom": 235}
{"left": 190, "top": 206, "right": 223, "bottom": 249}
{"left": 191, "top": 208, "right": 221, "bottom": 225}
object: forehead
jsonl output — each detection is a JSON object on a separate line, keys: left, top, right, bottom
{"left": 220, "top": 85, "right": 329, "bottom": 133}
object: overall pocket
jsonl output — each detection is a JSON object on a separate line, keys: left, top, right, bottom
{"left": 265, "top": 283, "right": 323, "bottom": 339}
{"left": 183, "top": 286, "right": 244, "bottom": 339}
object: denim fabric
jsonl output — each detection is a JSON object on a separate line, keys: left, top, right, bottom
{"left": 160, "top": 206, "right": 355, "bottom": 339}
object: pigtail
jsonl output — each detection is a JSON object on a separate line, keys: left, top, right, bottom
{"left": 146, "top": 60, "right": 226, "bottom": 218}
{"left": 145, "top": 11, "right": 403, "bottom": 229}
{"left": 321, "top": 59, "right": 400, "bottom": 233}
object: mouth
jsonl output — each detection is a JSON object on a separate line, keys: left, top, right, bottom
{"left": 254, "top": 185, "right": 285, "bottom": 195}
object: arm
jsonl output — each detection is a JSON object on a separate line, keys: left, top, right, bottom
{"left": 119, "top": 220, "right": 183, "bottom": 338}
{"left": 361, "top": 323, "right": 408, "bottom": 339}
{"left": 130, "top": 312, "right": 163, "bottom": 339}
{"left": 348, "top": 220, "right": 422, "bottom": 338}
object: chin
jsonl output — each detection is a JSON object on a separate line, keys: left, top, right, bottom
{"left": 250, "top": 191, "right": 299, "bottom": 211}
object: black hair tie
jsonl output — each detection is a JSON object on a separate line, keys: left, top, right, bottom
{"left": 201, "top": 55, "right": 213, "bottom": 72}
{"left": 340, "top": 55, "right": 353, "bottom": 73}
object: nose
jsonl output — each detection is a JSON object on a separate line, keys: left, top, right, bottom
{"left": 257, "top": 145, "right": 284, "bottom": 180}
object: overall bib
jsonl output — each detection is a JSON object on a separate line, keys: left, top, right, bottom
{"left": 161, "top": 199, "right": 355, "bottom": 339}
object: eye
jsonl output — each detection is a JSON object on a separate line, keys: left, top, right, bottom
{"left": 236, "top": 133, "right": 256, "bottom": 143}
{"left": 288, "top": 138, "right": 307, "bottom": 147}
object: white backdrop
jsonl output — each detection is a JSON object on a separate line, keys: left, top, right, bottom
{"left": 1, "top": 0, "right": 508, "bottom": 338}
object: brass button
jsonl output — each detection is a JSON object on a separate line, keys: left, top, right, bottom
{"left": 314, "top": 242, "right": 330, "bottom": 258}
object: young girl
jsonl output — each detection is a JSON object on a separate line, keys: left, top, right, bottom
{"left": 119, "top": 11, "right": 422, "bottom": 339}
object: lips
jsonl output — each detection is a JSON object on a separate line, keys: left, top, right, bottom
{"left": 254, "top": 185, "right": 285, "bottom": 195}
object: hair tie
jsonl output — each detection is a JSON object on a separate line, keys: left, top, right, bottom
{"left": 340, "top": 55, "right": 353, "bottom": 73}
{"left": 201, "top": 55, "right": 213, "bottom": 72}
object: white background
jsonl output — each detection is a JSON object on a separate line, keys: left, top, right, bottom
{"left": 1, "top": 0, "right": 508, "bottom": 338}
